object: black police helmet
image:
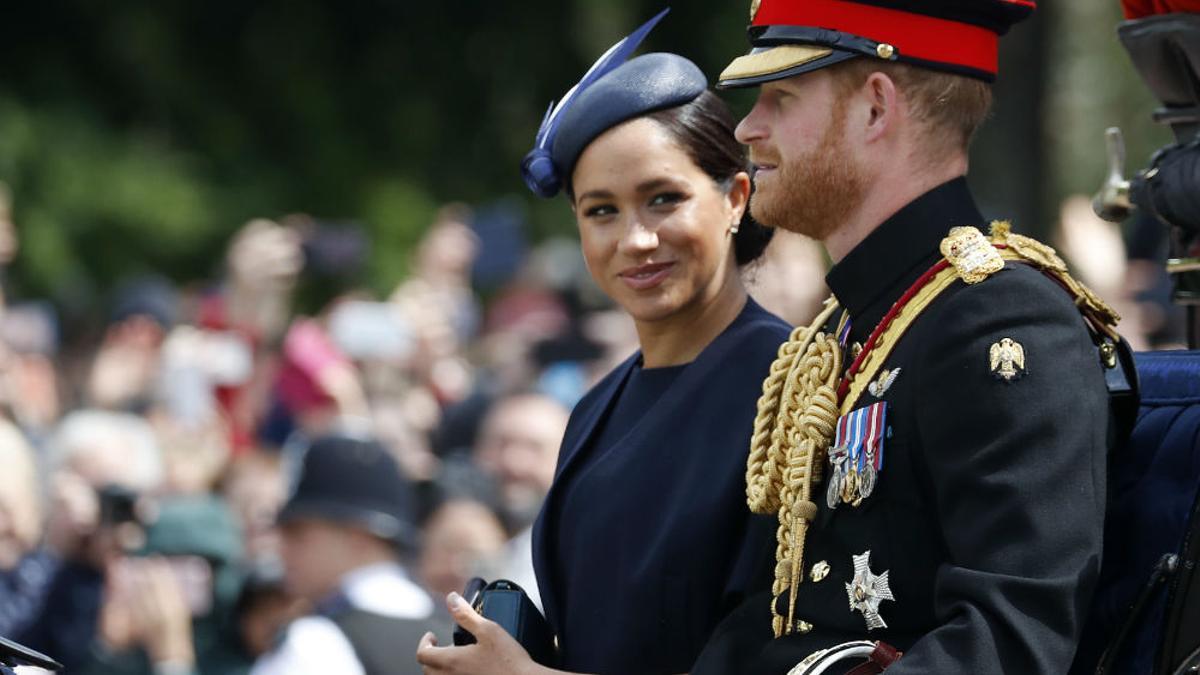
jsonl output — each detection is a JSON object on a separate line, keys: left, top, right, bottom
{"left": 277, "top": 434, "right": 417, "bottom": 552}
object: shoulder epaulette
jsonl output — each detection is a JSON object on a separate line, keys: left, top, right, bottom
{"left": 842, "top": 222, "right": 1123, "bottom": 411}
{"left": 988, "top": 221, "right": 1121, "bottom": 341}
{"left": 940, "top": 225, "right": 1005, "bottom": 285}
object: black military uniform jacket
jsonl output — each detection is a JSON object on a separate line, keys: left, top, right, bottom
{"left": 693, "top": 177, "right": 1111, "bottom": 674}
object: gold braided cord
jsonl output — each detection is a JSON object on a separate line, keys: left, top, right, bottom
{"left": 746, "top": 298, "right": 844, "bottom": 637}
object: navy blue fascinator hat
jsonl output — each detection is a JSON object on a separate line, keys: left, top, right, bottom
{"left": 521, "top": 9, "right": 708, "bottom": 198}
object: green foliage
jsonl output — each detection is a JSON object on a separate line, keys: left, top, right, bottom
{"left": 0, "top": 96, "right": 225, "bottom": 302}
{"left": 0, "top": 0, "right": 1174, "bottom": 304}
{"left": 0, "top": 0, "right": 750, "bottom": 300}
{"left": 1047, "top": 1, "right": 1174, "bottom": 202}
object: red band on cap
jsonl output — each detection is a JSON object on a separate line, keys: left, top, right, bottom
{"left": 1121, "top": 0, "right": 1200, "bottom": 18}
{"left": 754, "top": 0, "right": 1003, "bottom": 75}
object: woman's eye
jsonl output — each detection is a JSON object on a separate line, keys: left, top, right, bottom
{"left": 649, "top": 192, "right": 685, "bottom": 208}
{"left": 584, "top": 204, "right": 617, "bottom": 218}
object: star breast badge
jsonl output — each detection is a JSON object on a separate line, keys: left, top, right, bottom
{"left": 989, "top": 337, "right": 1026, "bottom": 383}
{"left": 846, "top": 550, "right": 894, "bottom": 630}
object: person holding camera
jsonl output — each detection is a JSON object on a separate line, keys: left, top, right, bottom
{"left": 12, "top": 411, "right": 164, "bottom": 673}
{"left": 416, "top": 11, "right": 788, "bottom": 675}
{"left": 83, "top": 496, "right": 248, "bottom": 675}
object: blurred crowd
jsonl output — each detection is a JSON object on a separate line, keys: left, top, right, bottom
{"left": 0, "top": 191, "right": 829, "bottom": 674}
{"left": 0, "top": 183, "right": 1182, "bottom": 673}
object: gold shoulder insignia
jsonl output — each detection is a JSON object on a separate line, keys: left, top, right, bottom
{"left": 940, "top": 226, "right": 1005, "bottom": 285}
{"left": 988, "top": 220, "right": 1121, "bottom": 329}
{"left": 990, "top": 220, "right": 1068, "bottom": 272}
{"left": 989, "top": 337, "right": 1026, "bottom": 382}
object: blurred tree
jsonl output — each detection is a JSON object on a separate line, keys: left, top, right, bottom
{"left": 1046, "top": 1, "right": 1173, "bottom": 211}
{"left": 0, "top": 0, "right": 1159, "bottom": 309}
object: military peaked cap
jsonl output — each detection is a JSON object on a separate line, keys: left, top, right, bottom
{"left": 719, "top": 0, "right": 1036, "bottom": 88}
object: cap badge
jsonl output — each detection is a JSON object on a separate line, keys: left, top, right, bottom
{"left": 867, "top": 368, "right": 900, "bottom": 398}
{"left": 989, "top": 337, "right": 1027, "bottom": 383}
{"left": 826, "top": 402, "right": 887, "bottom": 509}
{"left": 846, "top": 550, "right": 894, "bottom": 630}
{"left": 940, "top": 226, "right": 1004, "bottom": 285}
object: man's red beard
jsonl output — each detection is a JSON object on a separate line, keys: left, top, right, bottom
{"left": 748, "top": 102, "right": 869, "bottom": 241}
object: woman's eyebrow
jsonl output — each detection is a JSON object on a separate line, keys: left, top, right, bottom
{"left": 635, "top": 178, "right": 675, "bottom": 193}
{"left": 576, "top": 188, "right": 615, "bottom": 202}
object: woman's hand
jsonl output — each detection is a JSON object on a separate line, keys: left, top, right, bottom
{"left": 415, "top": 592, "right": 543, "bottom": 675}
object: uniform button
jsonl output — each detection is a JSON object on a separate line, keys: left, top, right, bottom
{"left": 796, "top": 620, "right": 813, "bottom": 633}
{"left": 811, "top": 560, "right": 830, "bottom": 583}
{"left": 851, "top": 342, "right": 863, "bottom": 360}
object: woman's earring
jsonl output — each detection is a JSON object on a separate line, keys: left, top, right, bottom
{"left": 728, "top": 220, "right": 740, "bottom": 235}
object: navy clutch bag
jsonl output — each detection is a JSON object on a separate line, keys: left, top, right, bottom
{"left": 452, "top": 578, "right": 558, "bottom": 666}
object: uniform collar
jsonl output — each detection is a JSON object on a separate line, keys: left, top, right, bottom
{"left": 825, "top": 176, "right": 984, "bottom": 341}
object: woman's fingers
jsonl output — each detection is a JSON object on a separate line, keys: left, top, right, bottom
{"left": 415, "top": 631, "right": 457, "bottom": 670}
{"left": 415, "top": 596, "right": 535, "bottom": 674}
{"left": 445, "top": 591, "right": 492, "bottom": 638}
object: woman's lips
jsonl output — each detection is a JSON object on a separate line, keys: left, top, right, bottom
{"left": 619, "top": 262, "right": 675, "bottom": 291}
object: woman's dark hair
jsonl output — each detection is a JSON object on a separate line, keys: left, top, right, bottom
{"left": 647, "top": 90, "right": 774, "bottom": 266}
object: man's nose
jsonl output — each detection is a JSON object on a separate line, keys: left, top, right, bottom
{"left": 736, "top": 99, "right": 768, "bottom": 145}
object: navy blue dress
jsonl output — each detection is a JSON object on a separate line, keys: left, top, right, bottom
{"left": 532, "top": 297, "right": 790, "bottom": 674}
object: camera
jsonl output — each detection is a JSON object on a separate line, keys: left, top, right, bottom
{"left": 97, "top": 484, "right": 140, "bottom": 526}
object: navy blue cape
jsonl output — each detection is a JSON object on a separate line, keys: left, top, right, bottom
{"left": 532, "top": 298, "right": 790, "bottom": 674}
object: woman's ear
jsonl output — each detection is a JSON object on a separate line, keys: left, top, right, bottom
{"left": 727, "top": 171, "right": 752, "bottom": 222}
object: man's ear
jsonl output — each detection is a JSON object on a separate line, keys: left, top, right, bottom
{"left": 861, "top": 71, "right": 899, "bottom": 144}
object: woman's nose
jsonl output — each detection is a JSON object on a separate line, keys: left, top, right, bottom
{"left": 618, "top": 219, "right": 659, "bottom": 254}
